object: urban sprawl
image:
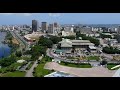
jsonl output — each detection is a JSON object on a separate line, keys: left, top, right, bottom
{"left": 0, "top": 20, "right": 120, "bottom": 77}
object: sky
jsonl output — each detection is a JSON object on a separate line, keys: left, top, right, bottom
{"left": 0, "top": 13, "right": 120, "bottom": 25}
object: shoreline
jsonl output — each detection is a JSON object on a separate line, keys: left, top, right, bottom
{"left": 0, "top": 30, "right": 19, "bottom": 59}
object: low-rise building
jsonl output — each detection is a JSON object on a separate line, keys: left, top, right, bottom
{"left": 58, "top": 39, "right": 96, "bottom": 53}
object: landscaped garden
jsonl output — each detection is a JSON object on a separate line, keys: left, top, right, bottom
{"left": 33, "top": 56, "right": 54, "bottom": 77}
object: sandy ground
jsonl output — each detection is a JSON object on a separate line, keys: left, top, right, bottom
{"left": 44, "top": 62, "right": 116, "bottom": 77}
{"left": 12, "top": 38, "right": 19, "bottom": 45}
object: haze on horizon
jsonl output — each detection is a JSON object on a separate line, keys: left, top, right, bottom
{"left": 0, "top": 13, "right": 120, "bottom": 25}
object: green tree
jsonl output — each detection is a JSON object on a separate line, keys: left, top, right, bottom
{"left": 49, "top": 36, "right": 62, "bottom": 44}
{"left": 0, "top": 55, "right": 16, "bottom": 67}
{"left": 38, "top": 36, "right": 53, "bottom": 48}
{"left": 31, "top": 45, "right": 46, "bottom": 60}
{"left": 15, "top": 51, "right": 22, "bottom": 57}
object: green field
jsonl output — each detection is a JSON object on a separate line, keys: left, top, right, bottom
{"left": 87, "top": 56, "right": 100, "bottom": 61}
{"left": 33, "top": 56, "right": 53, "bottom": 77}
{"left": 1, "top": 71, "right": 26, "bottom": 77}
{"left": 60, "top": 62, "right": 92, "bottom": 68}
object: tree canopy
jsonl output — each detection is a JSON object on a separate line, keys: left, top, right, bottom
{"left": 102, "top": 46, "right": 120, "bottom": 54}
{"left": 38, "top": 36, "right": 53, "bottom": 48}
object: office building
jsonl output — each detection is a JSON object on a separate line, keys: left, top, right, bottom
{"left": 48, "top": 24, "right": 54, "bottom": 34}
{"left": 54, "top": 22, "right": 58, "bottom": 28}
{"left": 32, "top": 20, "right": 39, "bottom": 32}
{"left": 41, "top": 22, "right": 48, "bottom": 32}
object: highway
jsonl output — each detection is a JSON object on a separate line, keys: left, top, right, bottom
{"left": 10, "top": 30, "right": 29, "bottom": 51}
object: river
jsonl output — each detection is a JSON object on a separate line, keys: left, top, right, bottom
{"left": 0, "top": 32, "right": 11, "bottom": 59}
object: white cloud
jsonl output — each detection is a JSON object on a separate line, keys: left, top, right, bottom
{"left": 0, "top": 13, "right": 32, "bottom": 16}
{"left": 48, "top": 13, "right": 62, "bottom": 17}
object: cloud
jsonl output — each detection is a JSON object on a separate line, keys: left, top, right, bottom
{"left": 48, "top": 13, "right": 62, "bottom": 17}
{"left": 0, "top": 13, "right": 32, "bottom": 16}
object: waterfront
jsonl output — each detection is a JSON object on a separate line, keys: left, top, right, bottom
{"left": 0, "top": 32, "right": 11, "bottom": 59}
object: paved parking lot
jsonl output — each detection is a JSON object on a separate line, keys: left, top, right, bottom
{"left": 44, "top": 62, "right": 116, "bottom": 77}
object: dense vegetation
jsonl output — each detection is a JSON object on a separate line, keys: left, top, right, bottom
{"left": 49, "top": 36, "right": 62, "bottom": 44}
{"left": 31, "top": 45, "right": 47, "bottom": 60}
{"left": 15, "top": 51, "right": 22, "bottom": 57}
{"left": 38, "top": 36, "right": 53, "bottom": 48}
{"left": 102, "top": 46, "right": 120, "bottom": 54}
{"left": 0, "top": 54, "right": 16, "bottom": 67}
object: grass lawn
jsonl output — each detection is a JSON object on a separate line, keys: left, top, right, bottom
{"left": 87, "top": 56, "right": 100, "bottom": 61}
{"left": 26, "top": 61, "right": 34, "bottom": 70}
{"left": 33, "top": 56, "right": 53, "bottom": 77}
{"left": 1, "top": 71, "right": 26, "bottom": 77}
{"left": 60, "top": 62, "right": 92, "bottom": 68}
{"left": 107, "top": 64, "right": 120, "bottom": 70}
{"left": 0, "top": 62, "right": 23, "bottom": 73}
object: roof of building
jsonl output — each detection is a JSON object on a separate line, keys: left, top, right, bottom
{"left": 59, "top": 39, "right": 95, "bottom": 47}
{"left": 89, "top": 46, "right": 96, "bottom": 49}
{"left": 59, "top": 39, "right": 72, "bottom": 47}
{"left": 71, "top": 40, "right": 90, "bottom": 43}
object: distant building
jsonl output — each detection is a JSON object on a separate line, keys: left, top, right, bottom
{"left": 41, "top": 22, "right": 48, "bottom": 33}
{"left": 32, "top": 20, "right": 39, "bottom": 32}
{"left": 80, "top": 27, "right": 92, "bottom": 34}
{"left": 48, "top": 24, "right": 54, "bottom": 34}
{"left": 54, "top": 22, "right": 58, "bottom": 28}
{"left": 117, "top": 26, "right": 120, "bottom": 34}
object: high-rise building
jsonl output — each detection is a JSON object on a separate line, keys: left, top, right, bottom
{"left": 54, "top": 22, "right": 58, "bottom": 28}
{"left": 41, "top": 22, "right": 48, "bottom": 32}
{"left": 48, "top": 24, "right": 54, "bottom": 34}
{"left": 32, "top": 20, "right": 39, "bottom": 32}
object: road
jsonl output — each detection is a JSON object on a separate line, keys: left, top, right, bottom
{"left": 13, "top": 30, "right": 29, "bottom": 50}
{"left": 10, "top": 30, "right": 25, "bottom": 51}
{"left": 25, "top": 56, "right": 43, "bottom": 77}
{"left": 19, "top": 62, "right": 31, "bottom": 72}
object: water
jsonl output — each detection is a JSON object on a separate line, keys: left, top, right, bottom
{"left": 0, "top": 32, "right": 11, "bottom": 59}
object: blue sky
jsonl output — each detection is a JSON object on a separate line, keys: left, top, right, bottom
{"left": 0, "top": 13, "right": 120, "bottom": 25}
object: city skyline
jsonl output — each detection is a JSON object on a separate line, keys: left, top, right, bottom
{"left": 1, "top": 13, "right": 120, "bottom": 25}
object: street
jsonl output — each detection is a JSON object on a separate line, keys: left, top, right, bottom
{"left": 25, "top": 56, "right": 43, "bottom": 77}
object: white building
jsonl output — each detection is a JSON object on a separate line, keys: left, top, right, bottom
{"left": 58, "top": 39, "right": 96, "bottom": 53}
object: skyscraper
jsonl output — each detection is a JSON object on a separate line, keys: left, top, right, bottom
{"left": 41, "top": 22, "right": 48, "bottom": 33}
{"left": 32, "top": 20, "right": 39, "bottom": 32}
{"left": 54, "top": 22, "right": 58, "bottom": 28}
{"left": 48, "top": 24, "right": 54, "bottom": 34}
